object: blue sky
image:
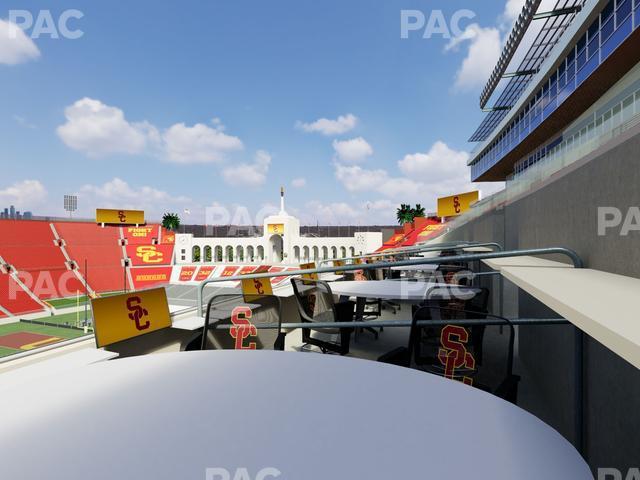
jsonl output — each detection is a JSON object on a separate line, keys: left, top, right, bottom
{"left": 0, "top": 0, "right": 520, "bottom": 224}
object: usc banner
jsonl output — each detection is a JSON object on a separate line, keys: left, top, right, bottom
{"left": 238, "top": 266, "right": 257, "bottom": 276}
{"left": 437, "top": 191, "right": 479, "bottom": 218}
{"left": 125, "top": 226, "right": 158, "bottom": 245}
{"left": 92, "top": 287, "right": 171, "bottom": 348}
{"left": 96, "top": 209, "right": 145, "bottom": 225}
{"left": 179, "top": 266, "right": 196, "bottom": 282}
{"left": 267, "top": 224, "right": 284, "bottom": 235}
{"left": 130, "top": 267, "right": 172, "bottom": 289}
{"left": 220, "top": 266, "right": 239, "bottom": 278}
{"left": 195, "top": 266, "right": 215, "bottom": 282}
{"left": 300, "top": 262, "right": 318, "bottom": 280}
{"left": 126, "top": 244, "right": 174, "bottom": 266}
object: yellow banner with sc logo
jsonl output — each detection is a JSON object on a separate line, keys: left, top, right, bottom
{"left": 92, "top": 288, "right": 171, "bottom": 348}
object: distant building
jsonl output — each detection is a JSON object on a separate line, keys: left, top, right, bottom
{"left": 175, "top": 191, "right": 382, "bottom": 265}
{"left": 0, "top": 206, "right": 34, "bottom": 220}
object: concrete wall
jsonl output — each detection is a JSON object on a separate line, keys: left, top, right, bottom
{"left": 441, "top": 125, "right": 640, "bottom": 473}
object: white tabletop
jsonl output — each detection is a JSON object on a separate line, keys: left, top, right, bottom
{"left": 0, "top": 351, "right": 590, "bottom": 479}
{"left": 329, "top": 279, "right": 473, "bottom": 301}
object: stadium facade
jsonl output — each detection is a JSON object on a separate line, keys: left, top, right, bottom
{"left": 440, "top": 0, "right": 640, "bottom": 472}
{"left": 175, "top": 193, "right": 382, "bottom": 265}
{"left": 470, "top": 0, "right": 640, "bottom": 182}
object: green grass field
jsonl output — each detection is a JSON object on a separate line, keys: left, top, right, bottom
{"left": 0, "top": 315, "right": 93, "bottom": 359}
{"left": 46, "top": 291, "right": 124, "bottom": 309}
{"left": 23, "top": 311, "right": 94, "bottom": 328}
{"left": 46, "top": 296, "right": 90, "bottom": 309}
{"left": 0, "top": 346, "right": 19, "bottom": 357}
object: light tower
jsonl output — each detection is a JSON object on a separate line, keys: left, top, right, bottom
{"left": 279, "top": 186, "right": 287, "bottom": 215}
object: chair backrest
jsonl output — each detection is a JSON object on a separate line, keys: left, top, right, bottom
{"left": 409, "top": 290, "right": 516, "bottom": 392}
{"left": 290, "top": 278, "right": 338, "bottom": 324}
{"left": 201, "top": 293, "right": 284, "bottom": 351}
{"left": 410, "top": 287, "right": 489, "bottom": 370}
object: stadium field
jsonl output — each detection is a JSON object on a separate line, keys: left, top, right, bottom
{"left": 0, "top": 346, "right": 18, "bottom": 357}
{"left": 22, "top": 311, "right": 94, "bottom": 328}
{"left": 0, "top": 321, "right": 90, "bottom": 359}
{"left": 46, "top": 291, "right": 124, "bottom": 309}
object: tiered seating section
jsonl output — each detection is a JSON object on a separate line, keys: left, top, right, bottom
{"left": 0, "top": 218, "right": 295, "bottom": 316}
{"left": 0, "top": 273, "right": 44, "bottom": 316}
{"left": 375, "top": 217, "right": 446, "bottom": 252}
{"left": 54, "top": 222, "right": 126, "bottom": 294}
{"left": 0, "top": 220, "right": 84, "bottom": 315}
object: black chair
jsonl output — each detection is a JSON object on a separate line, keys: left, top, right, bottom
{"left": 197, "top": 294, "right": 285, "bottom": 351}
{"left": 379, "top": 289, "right": 520, "bottom": 403}
{"left": 291, "top": 278, "right": 355, "bottom": 355}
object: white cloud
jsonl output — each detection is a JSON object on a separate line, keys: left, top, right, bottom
{"left": 334, "top": 141, "right": 504, "bottom": 208}
{"left": 0, "top": 19, "right": 40, "bottom": 65}
{"left": 57, "top": 98, "right": 244, "bottom": 164}
{"left": 0, "top": 180, "right": 47, "bottom": 210}
{"left": 296, "top": 114, "right": 358, "bottom": 136}
{"left": 78, "top": 177, "right": 192, "bottom": 219}
{"left": 398, "top": 141, "right": 470, "bottom": 181}
{"left": 332, "top": 137, "right": 373, "bottom": 164}
{"left": 291, "top": 178, "right": 307, "bottom": 188}
{"left": 334, "top": 163, "right": 389, "bottom": 193}
{"left": 445, "top": 24, "right": 502, "bottom": 92}
{"left": 56, "top": 98, "right": 152, "bottom": 157}
{"left": 304, "top": 201, "right": 361, "bottom": 223}
{"left": 501, "top": 0, "right": 525, "bottom": 28}
{"left": 222, "top": 150, "right": 271, "bottom": 187}
{"left": 296, "top": 199, "right": 400, "bottom": 225}
{"left": 162, "top": 122, "right": 243, "bottom": 164}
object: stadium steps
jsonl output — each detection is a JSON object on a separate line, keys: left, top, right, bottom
{"left": 54, "top": 222, "right": 127, "bottom": 294}
{"left": 0, "top": 220, "right": 83, "bottom": 303}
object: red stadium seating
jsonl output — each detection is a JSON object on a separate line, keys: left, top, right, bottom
{"left": 0, "top": 220, "right": 84, "bottom": 301}
{"left": 0, "top": 273, "right": 44, "bottom": 315}
{"left": 54, "top": 222, "right": 126, "bottom": 293}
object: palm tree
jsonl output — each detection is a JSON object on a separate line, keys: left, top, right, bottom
{"left": 162, "top": 212, "right": 181, "bottom": 231}
{"left": 396, "top": 204, "right": 414, "bottom": 224}
{"left": 412, "top": 204, "right": 426, "bottom": 219}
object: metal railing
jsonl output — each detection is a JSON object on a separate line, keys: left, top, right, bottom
{"left": 317, "top": 241, "right": 503, "bottom": 268}
{"left": 196, "top": 246, "right": 583, "bottom": 316}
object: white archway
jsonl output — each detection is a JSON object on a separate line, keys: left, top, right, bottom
{"left": 302, "top": 246, "right": 310, "bottom": 262}
{"left": 269, "top": 235, "right": 283, "bottom": 263}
